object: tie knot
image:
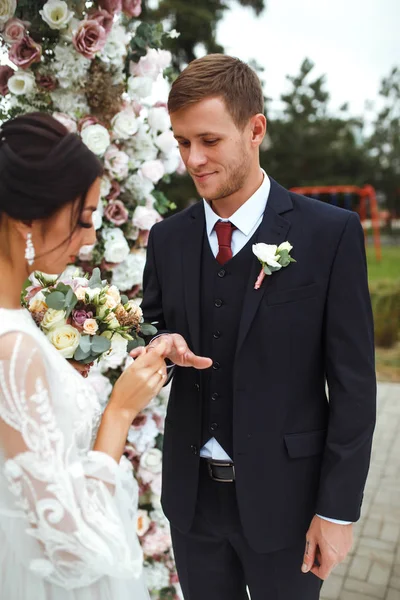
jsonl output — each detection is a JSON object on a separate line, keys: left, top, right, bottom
{"left": 214, "top": 220, "right": 236, "bottom": 247}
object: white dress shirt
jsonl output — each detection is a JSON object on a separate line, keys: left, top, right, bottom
{"left": 199, "top": 170, "right": 350, "bottom": 526}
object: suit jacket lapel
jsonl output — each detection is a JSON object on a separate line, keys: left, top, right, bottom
{"left": 235, "top": 179, "right": 293, "bottom": 361}
{"left": 181, "top": 202, "right": 205, "bottom": 356}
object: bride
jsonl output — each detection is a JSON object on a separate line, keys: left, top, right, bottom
{"left": 0, "top": 112, "right": 168, "bottom": 599}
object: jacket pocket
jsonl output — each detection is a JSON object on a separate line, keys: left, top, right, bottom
{"left": 284, "top": 429, "right": 326, "bottom": 459}
{"left": 265, "top": 283, "right": 320, "bottom": 306}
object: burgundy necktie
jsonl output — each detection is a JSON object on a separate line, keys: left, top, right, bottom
{"left": 214, "top": 220, "right": 236, "bottom": 265}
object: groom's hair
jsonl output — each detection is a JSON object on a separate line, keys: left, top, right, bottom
{"left": 168, "top": 54, "right": 264, "bottom": 129}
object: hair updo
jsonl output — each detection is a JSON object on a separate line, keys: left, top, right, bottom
{"left": 0, "top": 112, "right": 103, "bottom": 226}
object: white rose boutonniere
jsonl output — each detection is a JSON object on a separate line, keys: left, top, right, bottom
{"left": 252, "top": 241, "right": 296, "bottom": 290}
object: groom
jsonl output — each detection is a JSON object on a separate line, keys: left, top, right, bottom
{"left": 141, "top": 54, "right": 376, "bottom": 599}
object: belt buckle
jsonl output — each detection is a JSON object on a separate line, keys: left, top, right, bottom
{"left": 207, "top": 460, "right": 235, "bottom": 483}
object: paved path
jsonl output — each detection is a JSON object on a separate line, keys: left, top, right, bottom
{"left": 321, "top": 382, "right": 400, "bottom": 600}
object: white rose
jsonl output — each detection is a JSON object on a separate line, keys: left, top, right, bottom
{"left": 99, "top": 332, "right": 127, "bottom": 370}
{"left": 140, "top": 448, "right": 162, "bottom": 473}
{"left": 81, "top": 124, "right": 110, "bottom": 156}
{"left": 163, "top": 151, "right": 181, "bottom": 175}
{"left": 140, "top": 159, "right": 165, "bottom": 184}
{"left": 137, "top": 509, "right": 151, "bottom": 537}
{"left": 104, "top": 285, "right": 121, "bottom": 309}
{"left": 74, "top": 285, "right": 88, "bottom": 301}
{"left": 124, "top": 172, "right": 154, "bottom": 201}
{"left": 157, "top": 49, "right": 172, "bottom": 70}
{"left": 41, "top": 309, "right": 66, "bottom": 331}
{"left": 278, "top": 241, "right": 293, "bottom": 252}
{"left": 111, "top": 249, "right": 147, "bottom": 291}
{"left": 92, "top": 198, "right": 104, "bottom": 231}
{"left": 104, "top": 145, "right": 129, "bottom": 180}
{"left": 8, "top": 71, "right": 35, "bottom": 96}
{"left": 100, "top": 176, "right": 112, "bottom": 198}
{"left": 111, "top": 109, "right": 138, "bottom": 140}
{"left": 132, "top": 205, "right": 161, "bottom": 231}
{"left": 78, "top": 244, "right": 95, "bottom": 262}
{"left": 47, "top": 324, "right": 80, "bottom": 359}
{"left": 156, "top": 130, "right": 177, "bottom": 154}
{"left": 85, "top": 286, "right": 102, "bottom": 301}
{"left": 252, "top": 243, "right": 281, "bottom": 269}
{"left": 103, "top": 228, "right": 130, "bottom": 264}
{"left": 127, "top": 75, "right": 153, "bottom": 99}
{"left": 0, "top": 0, "right": 16, "bottom": 29}
{"left": 39, "top": 0, "right": 74, "bottom": 30}
{"left": 147, "top": 106, "right": 170, "bottom": 133}
{"left": 83, "top": 318, "right": 98, "bottom": 335}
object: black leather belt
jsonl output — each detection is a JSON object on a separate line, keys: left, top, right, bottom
{"left": 207, "top": 459, "right": 235, "bottom": 483}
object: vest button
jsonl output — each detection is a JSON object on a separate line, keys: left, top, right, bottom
{"left": 191, "top": 445, "right": 198, "bottom": 455}
{"left": 218, "top": 269, "right": 226, "bottom": 278}
{"left": 212, "top": 361, "right": 221, "bottom": 370}
{"left": 214, "top": 298, "right": 223, "bottom": 308}
{"left": 211, "top": 392, "right": 219, "bottom": 401}
{"left": 210, "top": 423, "right": 218, "bottom": 432}
{"left": 213, "top": 330, "right": 221, "bottom": 339}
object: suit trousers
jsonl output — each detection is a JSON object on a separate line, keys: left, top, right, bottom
{"left": 170, "top": 461, "right": 323, "bottom": 600}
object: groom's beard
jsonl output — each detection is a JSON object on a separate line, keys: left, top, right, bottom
{"left": 200, "top": 147, "right": 251, "bottom": 203}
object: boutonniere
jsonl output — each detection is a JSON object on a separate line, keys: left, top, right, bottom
{"left": 252, "top": 242, "right": 296, "bottom": 290}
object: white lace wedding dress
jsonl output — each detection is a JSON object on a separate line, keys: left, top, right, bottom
{"left": 0, "top": 308, "right": 150, "bottom": 600}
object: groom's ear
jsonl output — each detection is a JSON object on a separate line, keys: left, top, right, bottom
{"left": 250, "top": 114, "right": 267, "bottom": 147}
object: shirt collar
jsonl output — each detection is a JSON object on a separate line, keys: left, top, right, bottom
{"left": 203, "top": 170, "right": 270, "bottom": 237}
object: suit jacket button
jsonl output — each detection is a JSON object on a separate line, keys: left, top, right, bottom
{"left": 191, "top": 445, "right": 198, "bottom": 455}
{"left": 194, "top": 383, "right": 200, "bottom": 392}
{"left": 213, "top": 361, "right": 221, "bottom": 370}
{"left": 218, "top": 269, "right": 226, "bottom": 278}
{"left": 210, "top": 423, "right": 218, "bottom": 432}
{"left": 214, "top": 299, "right": 223, "bottom": 308}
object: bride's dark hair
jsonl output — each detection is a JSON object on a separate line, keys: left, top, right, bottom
{"left": 0, "top": 112, "right": 103, "bottom": 233}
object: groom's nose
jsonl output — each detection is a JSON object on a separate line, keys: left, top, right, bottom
{"left": 186, "top": 144, "right": 207, "bottom": 170}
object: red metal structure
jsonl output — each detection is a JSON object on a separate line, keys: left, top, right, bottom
{"left": 290, "top": 185, "right": 382, "bottom": 261}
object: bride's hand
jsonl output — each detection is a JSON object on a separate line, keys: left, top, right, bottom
{"left": 108, "top": 339, "right": 168, "bottom": 420}
{"left": 69, "top": 360, "right": 94, "bottom": 378}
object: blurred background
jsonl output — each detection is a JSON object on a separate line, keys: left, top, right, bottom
{"left": 143, "top": 0, "right": 400, "bottom": 383}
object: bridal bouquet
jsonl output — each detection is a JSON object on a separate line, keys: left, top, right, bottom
{"left": 23, "top": 268, "right": 156, "bottom": 364}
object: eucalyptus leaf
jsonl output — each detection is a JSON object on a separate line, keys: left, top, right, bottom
{"left": 280, "top": 256, "right": 291, "bottom": 267}
{"left": 79, "top": 335, "right": 92, "bottom": 353}
{"left": 263, "top": 265, "right": 272, "bottom": 276}
{"left": 74, "top": 346, "right": 91, "bottom": 361}
{"left": 92, "top": 335, "right": 111, "bottom": 354}
{"left": 46, "top": 291, "right": 66, "bottom": 310}
{"left": 121, "top": 295, "right": 129, "bottom": 305}
{"left": 127, "top": 337, "right": 145, "bottom": 352}
{"left": 140, "top": 323, "right": 158, "bottom": 336}
{"left": 88, "top": 268, "right": 102, "bottom": 289}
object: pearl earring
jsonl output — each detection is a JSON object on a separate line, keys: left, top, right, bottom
{"left": 25, "top": 232, "right": 35, "bottom": 266}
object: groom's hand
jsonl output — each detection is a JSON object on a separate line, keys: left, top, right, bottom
{"left": 302, "top": 516, "right": 353, "bottom": 580}
{"left": 149, "top": 334, "right": 212, "bottom": 369}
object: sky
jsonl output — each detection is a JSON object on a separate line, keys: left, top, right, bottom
{"left": 217, "top": 0, "right": 399, "bottom": 118}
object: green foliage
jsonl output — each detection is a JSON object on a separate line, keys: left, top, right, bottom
{"left": 142, "top": 0, "right": 267, "bottom": 69}
{"left": 369, "top": 279, "right": 400, "bottom": 348}
{"left": 74, "top": 334, "right": 112, "bottom": 363}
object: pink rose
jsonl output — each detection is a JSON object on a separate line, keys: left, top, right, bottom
{"left": 78, "top": 115, "right": 100, "bottom": 131}
{"left": 9, "top": 35, "right": 42, "bottom": 69}
{"left": 104, "top": 200, "right": 129, "bottom": 226}
{"left": 142, "top": 526, "right": 171, "bottom": 557}
{"left": 35, "top": 72, "right": 57, "bottom": 91}
{"left": 0, "top": 65, "right": 14, "bottom": 96}
{"left": 73, "top": 19, "right": 107, "bottom": 60}
{"left": 130, "top": 48, "right": 163, "bottom": 81}
{"left": 106, "top": 179, "right": 121, "bottom": 200}
{"left": 89, "top": 8, "right": 113, "bottom": 34}
{"left": 122, "top": 0, "right": 142, "bottom": 17}
{"left": 132, "top": 205, "right": 162, "bottom": 231}
{"left": 104, "top": 145, "right": 129, "bottom": 179}
{"left": 98, "top": 0, "right": 122, "bottom": 15}
{"left": 72, "top": 309, "right": 93, "bottom": 327}
{"left": 53, "top": 112, "right": 78, "bottom": 133}
{"left": 140, "top": 159, "right": 165, "bottom": 184}
{"left": 2, "top": 18, "right": 28, "bottom": 44}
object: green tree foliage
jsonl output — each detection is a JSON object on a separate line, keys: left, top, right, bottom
{"left": 141, "top": 0, "right": 266, "bottom": 68}
{"left": 261, "top": 59, "right": 369, "bottom": 191}
{"left": 366, "top": 67, "right": 400, "bottom": 215}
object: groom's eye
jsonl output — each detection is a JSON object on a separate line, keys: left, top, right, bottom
{"left": 204, "top": 139, "right": 218, "bottom": 145}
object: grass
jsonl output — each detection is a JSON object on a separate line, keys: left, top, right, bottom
{"left": 366, "top": 245, "right": 400, "bottom": 282}
{"left": 365, "top": 243, "right": 400, "bottom": 380}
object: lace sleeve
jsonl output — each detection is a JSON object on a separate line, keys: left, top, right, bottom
{"left": 0, "top": 332, "right": 143, "bottom": 589}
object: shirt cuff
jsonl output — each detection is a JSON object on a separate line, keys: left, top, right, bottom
{"left": 317, "top": 514, "right": 352, "bottom": 525}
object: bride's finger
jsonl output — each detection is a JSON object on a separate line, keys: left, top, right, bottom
{"left": 129, "top": 346, "right": 146, "bottom": 359}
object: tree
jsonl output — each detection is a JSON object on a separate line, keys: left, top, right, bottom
{"left": 366, "top": 66, "right": 400, "bottom": 215}
{"left": 141, "top": 0, "right": 266, "bottom": 69}
{"left": 261, "top": 59, "right": 369, "bottom": 193}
